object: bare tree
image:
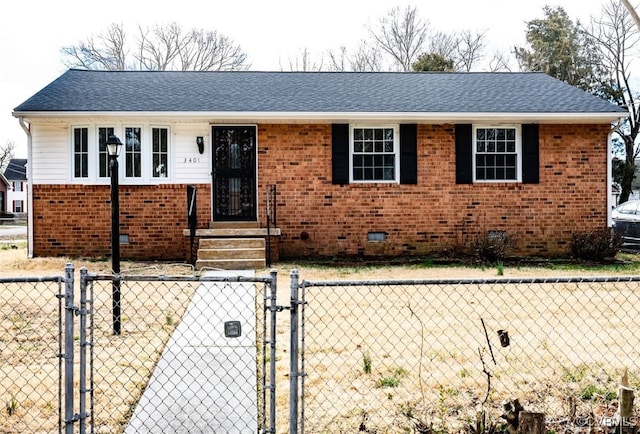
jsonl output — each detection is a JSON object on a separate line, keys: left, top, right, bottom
{"left": 61, "top": 23, "right": 127, "bottom": 70}
{"left": 586, "top": 0, "right": 640, "bottom": 203}
{"left": 487, "top": 51, "right": 513, "bottom": 72}
{"left": 368, "top": 5, "right": 429, "bottom": 71}
{"left": 327, "top": 41, "right": 383, "bottom": 72}
{"left": 0, "top": 141, "right": 15, "bottom": 174}
{"left": 62, "top": 22, "right": 248, "bottom": 71}
{"left": 280, "top": 47, "right": 324, "bottom": 71}
{"left": 456, "top": 30, "right": 487, "bottom": 72}
{"left": 426, "top": 31, "right": 458, "bottom": 59}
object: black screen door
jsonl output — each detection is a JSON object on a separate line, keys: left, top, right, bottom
{"left": 212, "top": 126, "right": 257, "bottom": 221}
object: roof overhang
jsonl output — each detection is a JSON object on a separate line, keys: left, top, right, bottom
{"left": 13, "top": 110, "right": 626, "bottom": 125}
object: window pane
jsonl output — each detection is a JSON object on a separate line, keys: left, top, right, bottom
{"left": 152, "top": 127, "right": 169, "bottom": 178}
{"left": 374, "top": 129, "right": 383, "bottom": 140}
{"left": 125, "top": 127, "right": 142, "bottom": 178}
{"left": 98, "top": 127, "right": 114, "bottom": 177}
{"left": 364, "top": 129, "right": 373, "bottom": 141}
{"left": 73, "top": 127, "right": 88, "bottom": 178}
{"left": 354, "top": 141, "right": 363, "bottom": 153}
{"left": 364, "top": 141, "right": 373, "bottom": 152}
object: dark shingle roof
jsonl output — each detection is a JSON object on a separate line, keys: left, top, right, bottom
{"left": 13, "top": 69, "right": 624, "bottom": 115}
{"left": 3, "top": 159, "right": 27, "bottom": 181}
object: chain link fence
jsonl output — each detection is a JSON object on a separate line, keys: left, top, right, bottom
{"left": 1, "top": 266, "right": 275, "bottom": 434}
{"left": 5, "top": 267, "right": 640, "bottom": 434}
{"left": 298, "top": 276, "right": 640, "bottom": 434}
{"left": 1, "top": 274, "right": 65, "bottom": 434}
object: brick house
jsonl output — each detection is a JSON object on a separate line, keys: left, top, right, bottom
{"left": 12, "top": 69, "right": 624, "bottom": 265}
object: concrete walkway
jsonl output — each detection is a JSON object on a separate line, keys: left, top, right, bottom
{"left": 125, "top": 270, "right": 258, "bottom": 434}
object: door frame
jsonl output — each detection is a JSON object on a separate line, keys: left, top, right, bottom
{"left": 210, "top": 124, "right": 259, "bottom": 222}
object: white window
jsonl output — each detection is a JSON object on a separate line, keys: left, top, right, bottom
{"left": 73, "top": 127, "right": 89, "bottom": 178}
{"left": 351, "top": 126, "right": 399, "bottom": 182}
{"left": 12, "top": 181, "right": 23, "bottom": 192}
{"left": 152, "top": 127, "right": 169, "bottom": 178}
{"left": 70, "top": 124, "right": 171, "bottom": 182}
{"left": 13, "top": 200, "right": 23, "bottom": 213}
{"left": 124, "top": 127, "right": 142, "bottom": 179}
{"left": 473, "top": 126, "right": 521, "bottom": 182}
{"left": 98, "top": 127, "right": 115, "bottom": 178}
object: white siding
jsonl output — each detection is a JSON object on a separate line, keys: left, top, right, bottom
{"left": 31, "top": 123, "right": 69, "bottom": 184}
{"left": 29, "top": 120, "right": 213, "bottom": 185}
{"left": 172, "top": 123, "right": 211, "bottom": 183}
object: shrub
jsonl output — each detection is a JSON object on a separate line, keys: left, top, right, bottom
{"left": 470, "top": 230, "right": 515, "bottom": 264}
{"left": 570, "top": 228, "right": 622, "bottom": 261}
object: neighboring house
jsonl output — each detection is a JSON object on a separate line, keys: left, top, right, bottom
{"left": 0, "top": 172, "right": 8, "bottom": 215}
{"left": 12, "top": 69, "right": 624, "bottom": 261}
{"left": 3, "top": 158, "right": 27, "bottom": 216}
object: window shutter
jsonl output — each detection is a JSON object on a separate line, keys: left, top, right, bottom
{"left": 455, "top": 124, "right": 473, "bottom": 184}
{"left": 522, "top": 124, "right": 539, "bottom": 184}
{"left": 332, "top": 124, "right": 350, "bottom": 184}
{"left": 400, "top": 124, "right": 417, "bottom": 184}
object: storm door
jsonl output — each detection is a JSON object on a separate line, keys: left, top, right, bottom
{"left": 212, "top": 126, "right": 257, "bottom": 221}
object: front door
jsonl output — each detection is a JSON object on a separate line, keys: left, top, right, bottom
{"left": 212, "top": 126, "right": 257, "bottom": 221}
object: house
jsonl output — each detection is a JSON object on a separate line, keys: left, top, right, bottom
{"left": 12, "top": 69, "right": 625, "bottom": 265}
{"left": 0, "top": 171, "right": 8, "bottom": 215}
{"left": 3, "top": 158, "right": 28, "bottom": 216}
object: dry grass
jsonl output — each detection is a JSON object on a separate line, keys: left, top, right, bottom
{"left": 3, "top": 245, "right": 640, "bottom": 433}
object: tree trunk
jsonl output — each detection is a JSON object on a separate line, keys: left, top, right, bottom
{"left": 517, "top": 412, "right": 545, "bottom": 434}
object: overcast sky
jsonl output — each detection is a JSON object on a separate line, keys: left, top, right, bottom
{"left": 0, "top": 0, "right": 615, "bottom": 158}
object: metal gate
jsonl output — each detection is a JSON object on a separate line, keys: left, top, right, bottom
{"left": 57, "top": 267, "right": 286, "bottom": 433}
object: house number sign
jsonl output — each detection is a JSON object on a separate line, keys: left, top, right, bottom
{"left": 182, "top": 157, "right": 202, "bottom": 164}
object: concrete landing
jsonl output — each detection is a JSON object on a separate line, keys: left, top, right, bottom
{"left": 125, "top": 270, "right": 258, "bottom": 434}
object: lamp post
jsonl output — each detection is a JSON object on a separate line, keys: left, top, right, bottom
{"left": 106, "top": 134, "right": 123, "bottom": 335}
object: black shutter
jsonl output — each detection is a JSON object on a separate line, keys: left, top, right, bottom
{"left": 522, "top": 124, "right": 539, "bottom": 184}
{"left": 455, "top": 124, "right": 473, "bottom": 184}
{"left": 332, "top": 124, "right": 350, "bottom": 184}
{"left": 400, "top": 124, "right": 417, "bottom": 184}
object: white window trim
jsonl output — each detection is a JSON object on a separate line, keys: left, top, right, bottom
{"left": 472, "top": 124, "right": 522, "bottom": 183}
{"left": 70, "top": 125, "right": 91, "bottom": 181}
{"left": 70, "top": 124, "right": 173, "bottom": 184}
{"left": 150, "top": 125, "right": 172, "bottom": 180}
{"left": 349, "top": 124, "right": 400, "bottom": 184}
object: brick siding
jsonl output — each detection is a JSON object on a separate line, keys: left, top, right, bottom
{"left": 32, "top": 123, "right": 609, "bottom": 260}
{"left": 257, "top": 123, "right": 610, "bottom": 258}
{"left": 32, "top": 183, "right": 210, "bottom": 260}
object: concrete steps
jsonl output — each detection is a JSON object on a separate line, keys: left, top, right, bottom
{"left": 195, "top": 237, "right": 266, "bottom": 270}
{"left": 184, "top": 222, "right": 280, "bottom": 270}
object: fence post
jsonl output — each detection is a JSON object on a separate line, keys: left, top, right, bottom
{"left": 269, "top": 270, "right": 278, "bottom": 433}
{"left": 78, "top": 268, "right": 89, "bottom": 434}
{"left": 63, "top": 263, "right": 75, "bottom": 434}
{"left": 290, "top": 269, "right": 300, "bottom": 434}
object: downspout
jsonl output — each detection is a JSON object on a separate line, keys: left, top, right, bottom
{"left": 608, "top": 119, "right": 626, "bottom": 227}
{"left": 17, "top": 117, "right": 34, "bottom": 258}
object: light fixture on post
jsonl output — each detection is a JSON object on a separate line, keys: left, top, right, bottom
{"left": 196, "top": 136, "right": 204, "bottom": 154}
{"left": 106, "top": 134, "right": 123, "bottom": 335}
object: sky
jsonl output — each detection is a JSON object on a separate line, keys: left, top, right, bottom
{"left": 0, "top": 0, "right": 616, "bottom": 159}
